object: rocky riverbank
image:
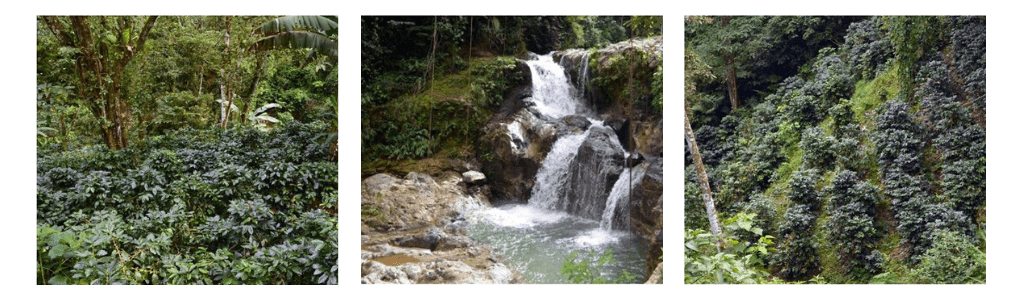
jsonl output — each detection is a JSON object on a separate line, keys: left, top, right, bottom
{"left": 360, "top": 171, "right": 521, "bottom": 284}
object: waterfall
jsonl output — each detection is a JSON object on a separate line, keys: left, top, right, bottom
{"left": 463, "top": 51, "right": 648, "bottom": 283}
{"left": 523, "top": 52, "right": 629, "bottom": 232}
{"left": 525, "top": 53, "right": 585, "bottom": 118}
{"left": 600, "top": 164, "right": 645, "bottom": 231}
{"left": 529, "top": 128, "right": 591, "bottom": 211}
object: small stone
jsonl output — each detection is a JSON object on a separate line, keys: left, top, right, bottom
{"left": 462, "top": 171, "right": 486, "bottom": 185}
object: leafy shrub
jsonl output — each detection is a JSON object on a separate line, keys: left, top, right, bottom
{"left": 840, "top": 17, "right": 893, "bottom": 81}
{"left": 37, "top": 123, "right": 338, "bottom": 284}
{"left": 826, "top": 170, "right": 882, "bottom": 279}
{"left": 685, "top": 213, "right": 776, "bottom": 284}
{"left": 875, "top": 101, "right": 922, "bottom": 175}
{"left": 799, "top": 127, "right": 835, "bottom": 170}
{"left": 949, "top": 16, "right": 986, "bottom": 113}
{"left": 909, "top": 230, "right": 985, "bottom": 283}
{"left": 772, "top": 204, "right": 819, "bottom": 280}
{"left": 787, "top": 168, "right": 820, "bottom": 211}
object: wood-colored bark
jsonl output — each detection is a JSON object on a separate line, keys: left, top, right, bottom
{"left": 42, "top": 16, "right": 158, "bottom": 150}
{"left": 721, "top": 16, "right": 740, "bottom": 110}
{"left": 685, "top": 103, "right": 724, "bottom": 247}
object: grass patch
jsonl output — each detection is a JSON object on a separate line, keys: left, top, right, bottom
{"left": 851, "top": 66, "right": 899, "bottom": 127}
{"left": 814, "top": 212, "right": 848, "bottom": 283}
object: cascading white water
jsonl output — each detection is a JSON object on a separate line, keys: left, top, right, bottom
{"left": 600, "top": 163, "right": 645, "bottom": 231}
{"left": 525, "top": 53, "right": 585, "bottom": 118}
{"left": 464, "top": 52, "right": 645, "bottom": 283}
{"left": 528, "top": 128, "right": 591, "bottom": 211}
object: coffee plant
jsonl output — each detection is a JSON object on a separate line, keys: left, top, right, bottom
{"left": 685, "top": 16, "right": 984, "bottom": 283}
{"left": 826, "top": 170, "right": 883, "bottom": 278}
{"left": 37, "top": 122, "right": 338, "bottom": 285}
{"left": 772, "top": 204, "right": 819, "bottom": 281}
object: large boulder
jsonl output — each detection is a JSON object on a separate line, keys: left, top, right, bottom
{"left": 627, "top": 157, "right": 664, "bottom": 275}
{"left": 631, "top": 119, "right": 663, "bottom": 158}
{"left": 565, "top": 126, "right": 625, "bottom": 220}
{"left": 481, "top": 108, "right": 560, "bottom": 202}
{"left": 361, "top": 172, "right": 465, "bottom": 232}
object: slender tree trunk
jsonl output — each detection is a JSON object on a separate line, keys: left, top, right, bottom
{"left": 240, "top": 53, "right": 266, "bottom": 124}
{"left": 721, "top": 16, "right": 739, "bottom": 110}
{"left": 221, "top": 16, "right": 234, "bottom": 128}
{"left": 685, "top": 103, "right": 724, "bottom": 248}
{"left": 725, "top": 52, "right": 739, "bottom": 110}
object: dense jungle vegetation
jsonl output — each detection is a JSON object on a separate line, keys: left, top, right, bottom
{"left": 361, "top": 16, "right": 662, "bottom": 177}
{"left": 684, "top": 16, "right": 985, "bottom": 284}
{"left": 37, "top": 16, "right": 338, "bottom": 284}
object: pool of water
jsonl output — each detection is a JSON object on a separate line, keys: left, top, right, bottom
{"left": 463, "top": 203, "right": 647, "bottom": 283}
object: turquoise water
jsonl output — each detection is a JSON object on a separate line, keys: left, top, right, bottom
{"left": 464, "top": 203, "right": 647, "bottom": 283}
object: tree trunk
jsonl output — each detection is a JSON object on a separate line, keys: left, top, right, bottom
{"left": 725, "top": 52, "right": 739, "bottom": 110}
{"left": 685, "top": 103, "right": 724, "bottom": 248}
{"left": 45, "top": 16, "right": 157, "bottom": 150}
{"left": 721, "top": 16, "right": 739, "bottom": 110}
{"left": 221, "top": 16, "right": 234, "bottom": 129}
{"left": 240, "top": 53, "right": 266, "bottom": 124}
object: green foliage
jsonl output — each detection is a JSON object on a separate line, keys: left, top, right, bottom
{"left": 589, "top": 42, "right": 662, "bottom": 112}
{"left": 883, "top": 16, "right": 947, "bottom": 102}
{"left": 685, "top": 213, "right": 776, "bottom": 284}
{"left": 826, "top": 170, "right": 884, "bottom": 280}
{"left": 561, "top": 249, "right": 637, "bottom": 284}
{"left": 687, "top": 15, "right": 984, "bottom": 284}
{"left": 557, "top": 16, "right": 628, "bottom": 50}
{"left": 37, "top": 122, "right": 338, "bottom": 284}
{"left": 251, "top": 16, "right": 338, "bottom": 61}
{"left": 799, "top": 127, "right": 835, "bottom": 171}
{"left": 361, "top": 56, "right": 520, "bottom": 164}
{"left": 908, "top": 230, "right": 985, "bottom": 284}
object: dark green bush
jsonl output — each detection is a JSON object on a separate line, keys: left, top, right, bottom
{"left": 799, "top": 127, "right": 835, "bottom": 170}
{"left": 773, "top": 204, "right": 819, "bottom": 280}
{"left": 37, "top": 122, "right": 337, "bottom": 285}
{"left": 826, "top": 170, "right": 882, "bottom": 279}
{"left": 788, "top": 168, "right": 820, "bottom": 211}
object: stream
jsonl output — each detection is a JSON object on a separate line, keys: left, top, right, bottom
{"left": 461, "top": 53, "right": 647, "bottom": 283}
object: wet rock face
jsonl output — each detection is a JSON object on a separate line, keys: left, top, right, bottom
{"left": 481, "top": 109, "right": 562, "bottom": 203}
{"left": 566, "top": 126, "right": 625, "bottom": 220}
{"left": 626, "top": 157, "right": 664, "bottom": 274}
{"left": 562, "top": 115, "right": 592, "bottom": 131}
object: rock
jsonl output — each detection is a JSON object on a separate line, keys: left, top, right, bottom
{"left": 362, "top": 173, "right": 397, "bottom": 197}
{"left": 361, "top": 172, "right": 466, "bottom": 231}
{"left": 627, "top": 157, "right": 664, "bottom": 275}
{"left": 481, "top": 108, "right": 560, "bottom": 202}
{"left": 562, "top": 115, "right": 592, "bottom": 131}
{"left": 631, "top": 119, "right": 663, "bottom": 158}
{"left": 435, "top": 235, "right": 473, "bottom": 251}
{"left": 462, "top": 171, "right": 486, "bottom": 185}
{"left": 565, "top": 126, "right": 625, "bottom": 220}
{"left": 391, "top": 227, "right": 443, "bottom": 250}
